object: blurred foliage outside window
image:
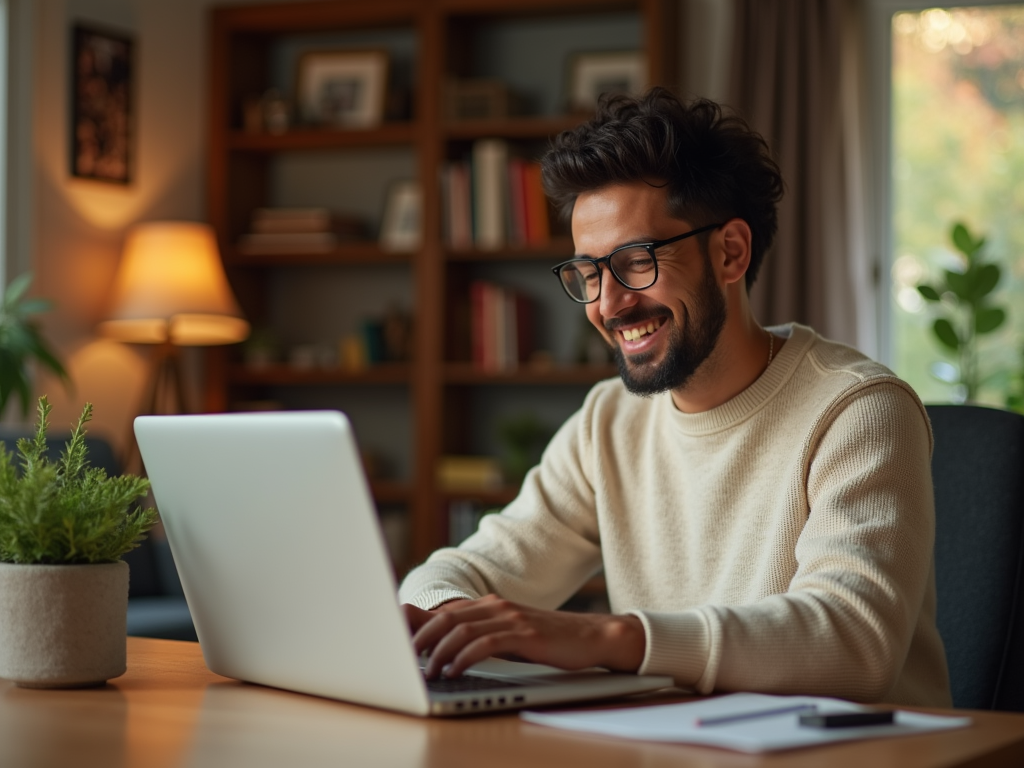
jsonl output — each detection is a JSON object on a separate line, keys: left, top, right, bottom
{"left": 891, "top": 6, "right": 1024, "bottom": 406}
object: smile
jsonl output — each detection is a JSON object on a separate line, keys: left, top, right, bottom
{"left": 619, "top": 317, "right": 665, "bottom": 344}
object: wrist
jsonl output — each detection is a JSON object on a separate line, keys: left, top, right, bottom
{"left": 598, "top": 613, "right": 647, "bottom": 673}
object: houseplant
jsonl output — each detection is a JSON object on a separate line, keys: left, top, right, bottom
{"left": 0, "top": 397, "right": 156, "bottom": 688}
{"left": 916, "top": 222, "right": 1007, "bottom": 402}
{"left": 0, "top": 272, "right": 70, "bottom": 420}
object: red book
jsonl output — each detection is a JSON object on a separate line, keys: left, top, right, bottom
{"left": 523, "top": 162, "right": 550, "bottom": 246}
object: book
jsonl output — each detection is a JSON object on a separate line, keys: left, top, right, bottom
{"left": 470, "top": 279, "right": 535, "bottom": 371}
{"left": 236, "top": 232, "right": 338, "bottom": 255}
{"left": 472, "top": 139, "right": 508, "bottom": 250}
{"left": 437, "top": 456, "right": 503, "bottom": 492}
{"left": 523, "top": 162, "right": 551, "bottom": 246}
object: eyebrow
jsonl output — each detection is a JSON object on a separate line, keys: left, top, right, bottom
{"left": 573, "top": 235, "right": 660, "bottom": 259}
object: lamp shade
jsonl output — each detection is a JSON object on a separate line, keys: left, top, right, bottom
{"left": 99, "top": 221, "right": 250, "bottom": 345}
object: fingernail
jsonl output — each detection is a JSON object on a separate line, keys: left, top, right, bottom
{"left": 442, "top": 664, "right": 454, "bottom": 678}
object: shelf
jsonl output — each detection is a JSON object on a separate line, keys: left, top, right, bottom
{"left": 372, "top": 480, "right": 413, "bottom": 504}
{"left": 443, "top": 115, "right": 586, "bottom": 141}
{"left": 445, "top": 237, "right": 574, "bottom": 262}
{"left": 227, "top": 123, "right": 416, "bottom": 152}
{"left": 444, "top": 363, "right": 617, "bottom": 385}
{"left": 224, "top": 242, "right": 413, "bottom": 267}
{"left": 441, "top": 487, "right": 519, "bottom": 506}
{"left": 229, "top": 363, "right": 411, "bottom": 386}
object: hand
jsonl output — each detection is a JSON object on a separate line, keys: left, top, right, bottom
{"left": 407, "top": 594, "right": 646, "bottom": 679}
{"left": 401, "top": 599, "right": 471, "bottom": 634}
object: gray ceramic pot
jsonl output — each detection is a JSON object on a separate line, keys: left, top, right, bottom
{"left": 0, "top": 560, "right": 128, "bottom": 688}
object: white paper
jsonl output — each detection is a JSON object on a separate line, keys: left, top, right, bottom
{"left": 520, "top": 693, "right": 972, "bottom": 753}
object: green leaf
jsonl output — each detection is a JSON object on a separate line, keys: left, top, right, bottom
{"left": 943, "top": 269, "right": 972, "bottom": 300}
{"left": 973, "top": 263, "right": 1000, "bottom": 299}
{"left": 2, "top": 273, "right": 33, "bottom": 308}
{"left": 975, "top": 306, "right": 1006, "bottom": 334}
{"left": 15, "top": 298, "right": 53, "bottom": 316}
{"left": 933, "top": 318, "right": 960, "bottom": 351}
{"left": 951, "top": 222, "right": 983, "bottom": 258}
{"left": 917, "top": 284, "right": 941, "bottom": 301}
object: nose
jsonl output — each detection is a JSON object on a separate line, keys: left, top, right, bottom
{"left": 596, "top": 265, "right": 639, "bottom": 319}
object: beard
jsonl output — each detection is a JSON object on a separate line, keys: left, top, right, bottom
{"left": 608, "top": 254, "right": 727, "bottom": 397}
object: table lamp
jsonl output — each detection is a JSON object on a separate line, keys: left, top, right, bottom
{"left": 100, "top": 221, "right": 249, "bottom": 469}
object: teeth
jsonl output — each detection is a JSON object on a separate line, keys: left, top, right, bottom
{"left": 622, "top": 319, "right": 662, "bottom": 342}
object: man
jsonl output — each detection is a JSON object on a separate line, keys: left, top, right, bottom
{"left": 399, "top": 89, "right": 951, "bottom": 707}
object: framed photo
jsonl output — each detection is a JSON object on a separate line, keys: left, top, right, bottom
{"left": 71, "top": 24, "right": 133, "bottom": 184}
{"left": 295, "top": 49, "right": 389, "bottom": 128}
{"left": 379, "top": 181, "right": 422, "bottom": 253}
{"left": 567, "top": 51, "right": 648, "bottom": 113}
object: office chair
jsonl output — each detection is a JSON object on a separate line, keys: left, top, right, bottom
{"left": 927, "top": 404, "right": 1024, "bottom": 711}
{"left": 0, "top": 427, "right": 196, "bottom": 641}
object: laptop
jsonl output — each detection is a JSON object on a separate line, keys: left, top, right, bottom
{"left": 134, "top": 411, "right": 673, "bottom": 716}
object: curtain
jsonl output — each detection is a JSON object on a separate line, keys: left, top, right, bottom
{"left": 728, "top": 0, "right": 876, "bottom": 355}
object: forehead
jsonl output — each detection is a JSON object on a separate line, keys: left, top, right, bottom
{"left": 570, "top": 182, "right": 690, "bottom": 254}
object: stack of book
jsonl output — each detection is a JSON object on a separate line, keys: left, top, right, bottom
{"left": 470, "top": 280, "right": 534, "bottom": 372}
{"left": 441, "top": 139, "right": 551, "bottom": 252}
{"left": 236, "top": 208, "right": 365, "bottom": 255}
{"left": 436, "top": 455, "right": 504, "bottom": 493}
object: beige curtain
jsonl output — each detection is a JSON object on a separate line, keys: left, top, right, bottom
{"left": 729, "top": 0, "right": 876, "bottom": 354}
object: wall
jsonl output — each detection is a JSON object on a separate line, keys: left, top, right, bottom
{"left": 20, "top": 0, "right": 718, "bottom": 457}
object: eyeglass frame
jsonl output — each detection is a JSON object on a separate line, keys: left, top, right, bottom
{"left": 550, "top": 222, "right": 724, "bottom": 304}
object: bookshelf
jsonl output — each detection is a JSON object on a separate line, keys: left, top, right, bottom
{"left": 206, "top": 0, "right": 678, "bottom": 572}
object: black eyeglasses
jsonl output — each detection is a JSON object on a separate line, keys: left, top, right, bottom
{"left": 551, "top": 223, "right": 723, "bottom": 304}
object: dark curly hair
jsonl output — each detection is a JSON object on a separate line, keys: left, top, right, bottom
{"left": 541, "top": 88, "right": 783, "bottom": 290}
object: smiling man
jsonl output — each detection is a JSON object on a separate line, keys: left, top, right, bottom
{"left": 399, "top": 89, "right": 952, "bottom": 707}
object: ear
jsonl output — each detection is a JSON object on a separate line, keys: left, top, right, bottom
{"left": 715, "top": 219, "right": 752, "bottom": 286}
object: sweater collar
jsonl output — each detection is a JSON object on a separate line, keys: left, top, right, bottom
{"left": 662, "top": 323, "right": 814, "bottom": 436}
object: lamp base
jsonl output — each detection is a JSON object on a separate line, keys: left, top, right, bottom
{"left": 122, "top": 342, "right": 189, "bottom": 475}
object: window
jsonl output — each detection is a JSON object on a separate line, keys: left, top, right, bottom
{"left": 885, "top": 4, "right": 1024, "bottom": 406}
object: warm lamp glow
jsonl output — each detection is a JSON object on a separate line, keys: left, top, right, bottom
{"left": 100, "top": 221, "right": 250, "bottom": 345}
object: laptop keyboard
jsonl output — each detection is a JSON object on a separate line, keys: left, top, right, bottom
{"left": 425, "top": 675, "right": 527, "bottom": 693}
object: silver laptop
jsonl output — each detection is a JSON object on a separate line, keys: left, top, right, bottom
{"left": 134, "top": 411, "right": 673, "bottom": 716}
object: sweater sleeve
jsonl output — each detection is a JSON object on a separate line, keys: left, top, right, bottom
{"left": 631, "top": 382, "right": 938, "bottom": 703}
{"left": 398, "top": 405, "right": 605, "bottom": 611}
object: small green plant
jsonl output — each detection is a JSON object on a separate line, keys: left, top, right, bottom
{"left": 497, "top": 413, "right": 551, "bottom": 483}
{"left": 0, "top": 273, "right": 70, "bottom": 419}
{"left": 916, "top": 222, "right": 1007, "bottom": 402}
{"left": 0, "top": 397, "right": 156, "bottom": 564}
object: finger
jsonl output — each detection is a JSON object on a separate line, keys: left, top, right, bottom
{"left": 401, "top": 604, "right": 434, "bottom": 634}
{"left": 443, "top": 630, "right": 541, "bottom": 679}
{"left": 421, "top": 618, "right": 515, "bottom": 679}
{"left": 412, "top": 600, "right": 516, "bottom": 655}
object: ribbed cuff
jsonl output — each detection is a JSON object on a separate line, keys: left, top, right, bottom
{"left": 627, "top": 609, "right": 711, "bottom": 688}
{"left": 404, "top": 588, "right": 475, "bottom": 611}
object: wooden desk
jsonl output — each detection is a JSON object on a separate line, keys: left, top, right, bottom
{"left": 2, "top": 637, "right": 1023, "bottom": 768}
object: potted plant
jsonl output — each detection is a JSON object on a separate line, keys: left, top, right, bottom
{"left": 916, "top": 222, "right": 1008, "bottom": 402}
{"left": 0, "top": 273, "right": 69, "bottom": 420}
{"left": 0, "top": 397, "right": 156, "bottom": 688}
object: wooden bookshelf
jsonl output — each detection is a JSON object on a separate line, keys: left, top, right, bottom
{"left": 206, "top": 0, "right": 678, "bottom": 567}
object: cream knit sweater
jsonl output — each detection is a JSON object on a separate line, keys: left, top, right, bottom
{"left": 399, "top": 324, "right": 952, "bottom": 707}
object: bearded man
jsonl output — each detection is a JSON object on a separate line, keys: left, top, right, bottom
{"left": 399, "top": 89, "right": 951, "bottom": 707}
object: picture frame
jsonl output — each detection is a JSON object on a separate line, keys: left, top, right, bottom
{"left": 567, "top": 51, "right": 648, "bottom": 113}
{"left": 295, "top": 49, "right": 389, "bottom": 128}
{"left": 379, "top": 181, "right": 422, "bottom": 253}
{"left": 71, "top": 24, "right": 134, "bottom": 184}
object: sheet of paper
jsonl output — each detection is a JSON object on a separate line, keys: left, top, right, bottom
{"left": 520, "top": 693, "right": 972, "bottom": 753}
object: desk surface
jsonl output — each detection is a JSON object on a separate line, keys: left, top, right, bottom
{"left": 2, "top": 637, "right": 1023, "bottom": 768}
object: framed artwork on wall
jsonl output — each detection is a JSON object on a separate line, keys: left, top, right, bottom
{"left": 295, "top": 49, "right": 389, "bottom": 128}
{"left": 567, "top": 51, "right": 647, "bottom": 113}
{"left": 71, "top": 24, "right": 134, "bottom": 184}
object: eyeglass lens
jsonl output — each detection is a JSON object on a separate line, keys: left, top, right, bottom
{"left": 558, "top": 246, "right": 656, "bottom": 302}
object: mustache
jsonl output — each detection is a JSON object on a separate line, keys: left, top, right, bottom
{"left": 604, "top": 306, "right": 671, "bottom": 332}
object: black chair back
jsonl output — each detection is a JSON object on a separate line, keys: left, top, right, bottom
{"left": 927, "top": 404, "right": 1024, "bottom": 711}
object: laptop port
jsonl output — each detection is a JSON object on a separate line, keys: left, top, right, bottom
{"left": 485, "top": 698, "right": 492, "bottom": 706}
{"left": 455, "top": 702, "right": 464, "bottom": 710}
{"left": 514, "top": 696, "right": 525, "bottom": 703}
{"left": 471, "top": 700, "right": 479, "bottom": 708}
{"left": 498, "top": 697, "right": 506, "bottom": 705}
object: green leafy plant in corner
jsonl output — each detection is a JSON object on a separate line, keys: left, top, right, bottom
{"left": 916, "top": 222, "right": 1007, "bottom": 402}
{"left": 0, "top": 397, "right": 157, "bottom": 564}
{"left": 0, "top": 273, "right": 70, "bottom": 419}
